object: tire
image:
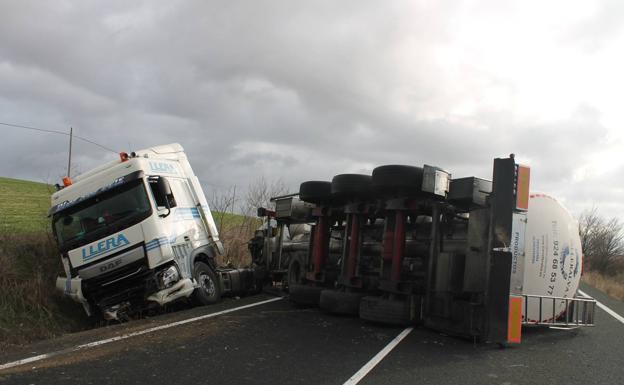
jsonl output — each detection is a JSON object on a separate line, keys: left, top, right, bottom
{"left": 372, "top": 165, "right": 424, "bottom": 196}
{"left": 331, "top": 174, "right": 373, "bottom": 201}
{"left": 319, "top": 289, "right": 365, "bottom": 316}
{"left": 299, "top": 181, "right": 332, "bottom": 204}
{"left": 193, "top": 262, "right": 222, "bottom": 305}
{"left": 289, "top": 284, "right": 323, "bottom": 307}
{"left": 359, "top": 296, "right": 414, "bottom": 326}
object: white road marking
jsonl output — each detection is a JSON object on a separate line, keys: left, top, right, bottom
{"left": 579, "top": 289, "right": 624, "bottom": 325}
{"left": 0, "top": 297, "right": 283, "bottom": 372}
{"left": 343, "top": 327, "right": 413, "bottom": 385}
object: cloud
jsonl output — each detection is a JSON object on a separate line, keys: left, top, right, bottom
{"left": 1, "top": 0, "right": 623, "bottom": 219}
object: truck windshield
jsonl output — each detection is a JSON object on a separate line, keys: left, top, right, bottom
{"left": 52, "top": 179, "right": 152, "bottom": 250}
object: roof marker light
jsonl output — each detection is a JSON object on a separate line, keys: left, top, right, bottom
{"left": 62, "top": 177, "right": 72, "bottom": 187}
{"left": 120, "top": 152, "right": 129, "bottom": 162}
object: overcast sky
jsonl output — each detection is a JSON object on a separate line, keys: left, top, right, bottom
{"left": 1, "top": 1, "right": 622, "bottom": 219}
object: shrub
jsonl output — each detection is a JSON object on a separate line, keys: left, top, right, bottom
{"left": 582, "top": 270, "right": 624, "bottom": 301}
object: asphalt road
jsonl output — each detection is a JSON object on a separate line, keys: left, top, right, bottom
{"left": 0, "top": 283, "right": 622, "bottom": 385}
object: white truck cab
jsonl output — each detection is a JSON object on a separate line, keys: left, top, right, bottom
{"left": 51, "top": 143, "right": 225, "bottom": 319}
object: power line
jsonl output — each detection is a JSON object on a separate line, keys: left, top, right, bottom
{"left": 0, "top": 121, "right": 118, "bottom": 153}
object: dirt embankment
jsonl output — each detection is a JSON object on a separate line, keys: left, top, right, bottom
{"left": 0, "top": 233, "right": 90, "bottom": 348}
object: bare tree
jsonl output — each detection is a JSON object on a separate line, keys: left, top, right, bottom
{"left": 242, "top": 176, "right": 288, "bottom": 216}
{"left": 211, "top": 177, "right": 289, "bottom": 268}
{"left": 589, "top": 217, "right": 624, "bottom": 275}
{"left": 209, "top": 185, "right": 238, "bottom": 234}
{"left": 579, "top": 206, "right": 602, "bottom": 256}
{"left": 579, "top": 208, "right": 624, "bottom": 275}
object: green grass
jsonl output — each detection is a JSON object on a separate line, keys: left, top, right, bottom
{"left": 212, "top": 210, "right": 252, "bottom": 229}
{"left": 0, "top": 177, "right": 53, "bottom": 234}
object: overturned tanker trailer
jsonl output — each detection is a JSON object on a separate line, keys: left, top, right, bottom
{"left": 251, "top": 155, "right": 597, "bottom": 344}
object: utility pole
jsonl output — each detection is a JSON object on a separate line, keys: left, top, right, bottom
{"left": 67, "top": 127, "right": 73, "bottom": 177}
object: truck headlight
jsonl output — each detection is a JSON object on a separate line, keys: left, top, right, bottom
{"left": 158, "top": 265, "right": 180, "bottom": 289}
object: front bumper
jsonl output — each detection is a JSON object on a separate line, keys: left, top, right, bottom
{"left": 146, "top": 278, "right": 195, "bottom": 306}
{"left": 57, "top": 271, "right": 195, "bottom": 317}
{"left": 56, "top": 275, "right": 91, "bottom": 315}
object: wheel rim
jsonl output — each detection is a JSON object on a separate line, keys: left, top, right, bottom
{"left": 199, "top": 272, "right": 216, "bottom": 296}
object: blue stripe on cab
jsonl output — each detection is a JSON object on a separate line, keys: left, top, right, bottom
{"left": 174, "top": 207, "right": 201, "bottom": 220}
{"left": 146, "top": 236, "right": 169, "bottom": 251}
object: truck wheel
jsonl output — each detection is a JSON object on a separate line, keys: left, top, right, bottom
{"left": 193, "top": 262, "right": 222, "bottom": 305}
{"left": 289, "top": 284, "right": 323, "bottom": 307}
{"left": 319, "top": 289, "right": 365, "bottom": 316}
{"left": 331, "top": 174, "right": 373, "bottom": 201}
{"left": 299, "top": 181, "right": 332, "bottom": 204}
{"left": 359, "top": 296, "right": 413, "bottom": 326}
{"left": 372, "top": 165, "right": 424, "bottom": 196}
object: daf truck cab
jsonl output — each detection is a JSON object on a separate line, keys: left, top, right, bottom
{"left": 51, "top": 143, "right": 226, "bottom": 319}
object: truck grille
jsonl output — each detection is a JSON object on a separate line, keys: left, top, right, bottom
{"left": 81, "top": 256, "right": 155, "bottom": 309}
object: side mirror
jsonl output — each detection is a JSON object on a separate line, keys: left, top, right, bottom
{"left": 157, "top": 177, "right": 172, "bottom": 199}
{"left": 154, "top": 177, "right": 176, "bottom": 218}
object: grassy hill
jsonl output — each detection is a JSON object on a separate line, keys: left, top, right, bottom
{"left": 0, "top": 177, "right": 53, "bottom": 234}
